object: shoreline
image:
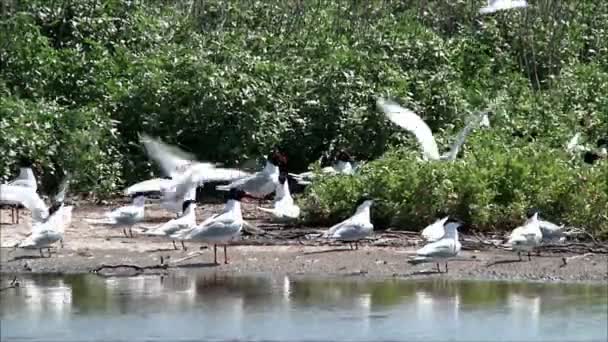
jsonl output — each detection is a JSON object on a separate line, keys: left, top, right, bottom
{"left": 1, "top": 203, "right": 607, "bottom": 283}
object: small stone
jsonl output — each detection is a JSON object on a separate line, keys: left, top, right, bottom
{"left": 375, "top": 260, "right": 387, "bottom": 265}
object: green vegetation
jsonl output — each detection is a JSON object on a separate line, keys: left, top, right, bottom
{"left": 1, "top": 1, "right": 606, "bottom": 234}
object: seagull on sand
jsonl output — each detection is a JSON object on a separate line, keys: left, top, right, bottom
{"left": 139, "top": 199, "right": 197, "bottom": 250}
{"left": 507, "top": 211, "right": 543, "bottom": 261}
{"left": 409, "top": 218, "right": 463, "bottom": 273}
{"left": 171, "top": 189, "right": 247, "bottom": 264}
{"left": 257, "top": 173, "right": 300, "bottom": 222}
{"left": 322, "top": 196, "right": 375, "bottom": 250}
{"left": 377, "top": 98, "right": 489, "bottom": 161}
{"left": 85, "top": 193, "right": 146, "bottom": 238}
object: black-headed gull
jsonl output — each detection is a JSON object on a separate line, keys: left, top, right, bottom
{"left": 409, "top": 218, "right": 463, "bottom": 273}
{"left": 507, "top": 212, "right": 542, "bottom": 261}
{"left": 257, "top": 173, "right": 300, "bottom": 222}
{"left": 479, "top": 0, "right": 528, "bottom": 15}
{"left": 323, "top": 196, "right": 374, "bottom": 250}
{"left": 140, "top": 199, "right": 197, "bottom": 250}
{"left": 171, "top": 189, "right": 247, "bottom": 264}
{"left": 216, "top": 151, "right": 287, "bottom": 198}
{"left": 85, "top": 193, "right": 146, "bottom": 237}
{"left": 377, "top": 98, "right": 489, "bottom": 161}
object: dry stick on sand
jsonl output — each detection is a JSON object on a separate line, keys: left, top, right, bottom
{"left": 0, "top": 276, "right": 20, "bottom": 292}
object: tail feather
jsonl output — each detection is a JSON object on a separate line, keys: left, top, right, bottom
{"left": 407, "top": 256, "right": 431, "bottom": 265}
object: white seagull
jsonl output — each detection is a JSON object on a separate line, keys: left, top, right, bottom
{"left": 377, "top": 98, "right": 489, "bottom": 161}
{"left": 85, "top": 193, "right": 146, "bottom": 237}
{"left": 12, "top": 177, "right": 72, "bottom": 258}
{"left": 140, "top": 199, "right": 197, "bottom": 250}
{"left": 126, "top": 134, "right": 251, "bottom": 215}
{"left": 15, "top": 203, "right": 73, "bottom": 257}
{"left": 1, "top": 164, "right": 38, "bottom": 223}
{"left": 479, "top": 0, "right": 528, "bottom": 15}
{"left": 323, "top": 197, "right": 374, "bottom": 250}
{"left": 420, "top": 216, "right": 451, "bottom": 242}
{"left": 409, "top": 218, "right": 463, "bottom": 273}
{"left": 290, "top": 150, "right": 357, "bottom": 186}
{"left": 216, "top": 151, "right": 287, "bottom": 198}
{"left": 171, "top": 189, "right": 247, "bottom": 264}
{"left": 257, "top": 173, "right": 300, "bottom": 222}
{"left": 507, "top": 212, "right": 543, "bottom": 261}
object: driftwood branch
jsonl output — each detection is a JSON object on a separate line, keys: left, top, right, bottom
{"left": 0, "top": 276, "right": 20, "bottom": 292}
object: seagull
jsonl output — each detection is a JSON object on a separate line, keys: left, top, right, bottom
{"left": 15, "top": 203, "right": 73, "bottom": 258}
{"left": 85, "top": 193, "right": 146, "bottom": 237}
{"left": 139, "top": 199, "right": 197, "bottom": 250}
{"left": 377, "top": 98, "right": 489, "bottom": 161}
{"left": 1, "top": 163, "right": 38, "bottom": 224}
{"left": 507, "top": 212, "right": 543, "bottom": 261}
{"left": 0, "top": 171, "right": 69, "bottom": 224}
{"left": 171, "top": 189, "right": 247, "bottom": 264}
{"left": 409, "top": 218, "right": 463, "bottom": 273}
{"left": 126, "top": 134, "right": 251, "bottom": 215}
{"left": 323, "top": 196, "right": 374, "bottom": 250}
{"left": 479, "top": 0, "right": 528, "bottom": 15}
{"left": 289, "top": 149, "right": 357, "bottom": 186}
{"left": 216, "top": 150, "right": 287, "bottom": 198}
{"left": 420, "top": 216, "right": 451, "bottom": 242}
{"left": 12, "top": 177, "right": 72, "bottom": 258}
{"left": 566, "top": 133, "right": 584, "bottom": 153}
{"left": 257, "top": 173, "right": 300, "bottom": 222}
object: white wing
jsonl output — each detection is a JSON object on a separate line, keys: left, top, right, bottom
{"left": 377, "top": 98, "right": 440, "bottom": 160}
{"left": 480, "top": 0, "right": 528, "bottom": 14}
{"left": 125, "top": 178, "right": 174, "bottom": 195}
{"left": 416, "top": 238, "right": 458, "bottom": 258}
{"left": 0, "top": 184, "right": 48, "bottom": 222}
{"left": 188, "top": 163, "right": 252, "bottom": 183}
{"left": 443, "top": 111, "right": 488, "bottom": 161}
{"left": 421, "top": 217, "right": 449, "bottom": 242}
{"left": 140, "top": 134, "right": 199, "bottom": 177}
{"left": 9, "top": 167, "right": 37, "bottom": 190}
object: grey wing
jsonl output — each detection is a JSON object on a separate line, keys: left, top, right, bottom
{"left": 331, "top": 223, "right": 368, "bottom": 240}
{"left": 445, "top": 111, "right": 487, "bottom": 161}
{"left": 417, "top": 240, "right": 457, "bottom": 258}
{"left": 230, "top": 173, "right": 273, "bottom": 195}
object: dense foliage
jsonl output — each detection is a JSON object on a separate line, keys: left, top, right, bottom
{"left": 1, "top": 1, "right": 606, "bottom": 233}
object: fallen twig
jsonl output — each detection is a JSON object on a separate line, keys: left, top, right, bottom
{"left": 0, "top": 276, "right": 20, "bottom": 292}
{"left": 559, "top": 253, "right": 595, "bottom": 268}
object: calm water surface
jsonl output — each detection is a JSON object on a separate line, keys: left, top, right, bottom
{"left": 1, "top": 272, "right": 606, "bottom": 341}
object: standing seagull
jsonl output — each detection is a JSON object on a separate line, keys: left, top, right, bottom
{"left": 85, "top": 194, "right": 146, "bottom": 238}
{"left": 323, "top": 196, "right": 374, "bottom": 250}
{"left": 1, "top": 163, "right": 38, "bottom": 224}
{"left": 479, "top": 0, "right": 528, "bottom": 15}
{"left": 507, "top": 212, "right": 543, "bottom": 261}
{"left": 140, "top": 200, "right": 197, "bottom": 250}
{"left": 377, "top": 98, "right": 489, "bottom": 161}
{"left": 257, "top": 173, "right": 300, "bottom": 222}
{"left": 171, "top": 189, "right": 246, "bottom": 264}
{"left": 216, "top": 151, "right": 287, "bottom": 198}
{"left": 409, "top": 218, "right": 462, "bottom": 273}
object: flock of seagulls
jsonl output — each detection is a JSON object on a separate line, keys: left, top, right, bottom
{"left": 0, "top": 1, "right": 601, "bottom": 271}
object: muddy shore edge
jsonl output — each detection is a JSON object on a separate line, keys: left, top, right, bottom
{"left": 1, "top": 203, "right": 607, "bottom": 283}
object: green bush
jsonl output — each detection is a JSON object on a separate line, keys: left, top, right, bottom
{"left": 300, "top": 141, "right": 608, "bottom": 238}
{"left": 0, "top": 0, "right": 606, "bottom": 217}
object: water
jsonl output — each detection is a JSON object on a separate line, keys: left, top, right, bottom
{"left": 1, "top": 273, "right": 606, "bottom": 341}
